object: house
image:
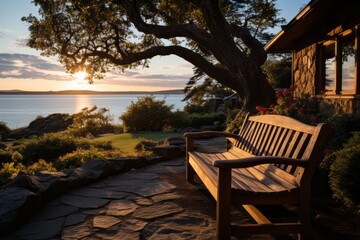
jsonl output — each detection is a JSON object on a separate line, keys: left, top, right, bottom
{"left": 265, "top": 0, "right": 360, "bottom": 114}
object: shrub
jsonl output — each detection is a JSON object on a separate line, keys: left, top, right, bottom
{"left": 329, "top": 132, "right": 360, "bottom": 212}
{"left": 0, "top": 162, "right": 25, "bottom": 186}
{"left": 26, "top": 159, "right": 56, "bottom": 175}
{"left": 324, "top": 114, "right": 360, "bottom": 150}
{"left": 0, "top": 121, "right": 11, "bottom": 140}
{"left": 190, "top": 112, "right": 226, "bottom": 128}
{"left": 0, "top": 150, "right": 13, "bottom": 164}
{"left": 134, "top": 139, "right": 157, "bottom": 152}
{"left": 183, "top": 102, "right": 211, "bottom": 114}
{"left": 55, "top": 148, "right": 106, "bottom": 170}
{"left": 226, "top": 110, "right": 248, "bottom": 133}
{"left": 120, "top": 96, "right": 173, "bottom": 132}
{"left": 19, "top": 133, "right": 78, "bottom": 164}
{"left": 166, "top": 111, "right": 191, "bottom": 130}
{"left": 320, "top": 114, "right": 360, "bottom": 172}
{"left": 255, "top": 85, "right": 323, "bottom": 125}
{"left": 11, "top": 151, "right": 23, "bottom": 163}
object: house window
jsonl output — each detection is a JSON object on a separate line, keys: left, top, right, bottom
{"left": 341, "top": 33, "right": 356, "bottom": 93}
{"left": 321, "top": 30, "right": 357, "bottom": 95}
{"left": 324, "top": 41, "right": 336, "bottom": 92}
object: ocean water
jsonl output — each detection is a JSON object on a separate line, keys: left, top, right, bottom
{"left": 0, "top": 94, "right": 186, "bottom": 129}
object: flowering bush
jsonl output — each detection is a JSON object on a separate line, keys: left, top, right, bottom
{"left": 256, "top": 85, "right": 322, "bottom": 125}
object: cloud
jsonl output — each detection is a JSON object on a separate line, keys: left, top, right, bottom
{"left": 0, "top": 53, "right": 69, "bottom": 81}
{"left": 15, "top": 38, "right": 28, "bottom": 47}
{"left": 99, "top": 70, "right": 191, "bottom": 88}
{"left": 0, "top": 53, "right": 192, "bottom": 89}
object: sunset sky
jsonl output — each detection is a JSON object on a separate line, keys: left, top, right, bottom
{"left": 0, "top": 0, "right": 309, "bottom": 92}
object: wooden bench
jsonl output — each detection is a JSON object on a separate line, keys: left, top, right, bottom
{"left": 184, "top": 114, "right": 331, "bottom": 240}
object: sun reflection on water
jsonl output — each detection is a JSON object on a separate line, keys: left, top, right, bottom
{"left": 74, "top": 95, "right": 92, "bottom": 112}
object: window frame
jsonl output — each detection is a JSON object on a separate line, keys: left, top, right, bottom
{"left": 319, "top": 26, "right": 360, "bottom": 96}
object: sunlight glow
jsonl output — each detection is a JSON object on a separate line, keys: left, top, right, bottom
{"left": 75, "top": 71, "right": 87, "bottom": 82}
{"left": 66, "top": 71, "right": 95, "bottom": 90}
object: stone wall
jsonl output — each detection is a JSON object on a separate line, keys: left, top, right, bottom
{"left": 293, "top": 43, "right": 317, "bottom": 96}
{"left": 321, "top": 97, "right": 360, "bottom": 115}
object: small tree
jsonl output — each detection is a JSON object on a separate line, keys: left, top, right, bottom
{"left": 68, "top": 106, "right": 115, "bottom": 137}
{"left": 120, "top": 96, "right": 173, "bottom": 132}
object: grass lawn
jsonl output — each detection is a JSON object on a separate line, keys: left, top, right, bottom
{"left": 92, "top": 132, "right": 183, "bottom": 153}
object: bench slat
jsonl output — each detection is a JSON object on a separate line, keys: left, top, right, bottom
{"left": 256, "top": 124, "right": 271, "bottom": 156}
{"left": 254, "top": 164, "right": 299, "bottom": 188}
{"left": 190, "top": 150, "right": 299, "bottom": 194}
{"left": 220, "top": 150, "right": 299, "bottom": 191}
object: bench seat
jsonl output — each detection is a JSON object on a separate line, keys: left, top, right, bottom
{"left": 189, "top": 151, "right": 300, "bottom": 203}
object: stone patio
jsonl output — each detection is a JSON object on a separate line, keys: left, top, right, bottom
{"left": 1, "top": 137, "right": 357, "bottom": 240}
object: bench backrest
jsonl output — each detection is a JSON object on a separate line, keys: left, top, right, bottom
{"left": 233, "top": 114, "right": 331, "bottom": 184}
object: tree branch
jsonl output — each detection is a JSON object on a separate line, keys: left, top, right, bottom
{"left": 114, "top": 0, "right": 214, "bottom": 51}
{"left": 83, "top": 45, "right": 234, "bottom": 87}
{"left": 230, "top": 24, "right": 267, "bottom": 65}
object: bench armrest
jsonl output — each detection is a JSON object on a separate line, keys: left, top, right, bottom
{"left": 184, "top": 131, "right": 239, "bottom": 140}
{"left": 213, "top": 156, "right": 308, "bottom": 168}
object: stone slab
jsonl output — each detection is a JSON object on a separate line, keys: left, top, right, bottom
{"left": 151, "top": 192, "right": 181, "bottom": 203}
{"left": 68, "top": 187, "right": 128, "bottom": 199}
{"left": 133, "top": 202, "right": 183, "bottom": 220}
{"left": 15, "top": 217, "right": 65, "bottom": 240}
{"left": 140, "top": 212, "right": 214, "bottom": 240}
{"left": 64, "top": 214, "right": 87, "bottom": 227}
{"left": 93, "top": 215, "right": 121, "bottom": 229}
{"left": 106, "top": 199, "right": 138, "bottom": 217}
{"left": 61, "top": 225, "right": 91, "bottom": 239}
{"left": 61, "top": 195, "right": 109, "bottom": 209}
{"left": 32, "top": 205, "right": 78, "bottom": 221}
{"left": 133, "top": 181, "right": 176, "bottom": 197}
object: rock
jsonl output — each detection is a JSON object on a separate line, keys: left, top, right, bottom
{"left": 0, "top": 187, "right": 41, "bottom": 234}
{"left": 152, "top": 145, "right": 184, "bottom": 159}
{"left": 9, "top": 113, "right": 73, "bottom": 139}
{"left": 156, "top": 137, "right": 185, "bottom": 147}
{"left": 7, "top": 172, "right": 41, "bottom": 192}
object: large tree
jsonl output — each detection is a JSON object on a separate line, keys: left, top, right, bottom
{"left": 23, "top": 0, "right": 284, "bottom": 109}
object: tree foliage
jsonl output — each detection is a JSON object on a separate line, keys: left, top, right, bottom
{"left": 23, "top": 0, "right": 285, "bottom": 108}
{"left": 262, "top": 55, "right": 292, "bottom": 88}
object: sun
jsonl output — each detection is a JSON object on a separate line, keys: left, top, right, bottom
{"left": 67, "top": 71, "right": 94, "bottom": 90}
{"left": 74, "top": 71, "right": 87, "bottom": 82}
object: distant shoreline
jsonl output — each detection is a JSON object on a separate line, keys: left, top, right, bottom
{"left": 0, "top": 89, "right": 184, "bottom": 95}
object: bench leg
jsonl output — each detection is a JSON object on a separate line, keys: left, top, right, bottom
{"left": 217, "top": 168, "right": 232, "bottom": 240}
{"left": 186, "top": 159, "right": 195, "bottom": 183}
{"left": 298, "top": 193, "right": 313, "bottom": 240}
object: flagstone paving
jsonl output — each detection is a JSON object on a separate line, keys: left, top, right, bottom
{"left": 2, "top": 137, "right": 354, "bottom": 239}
